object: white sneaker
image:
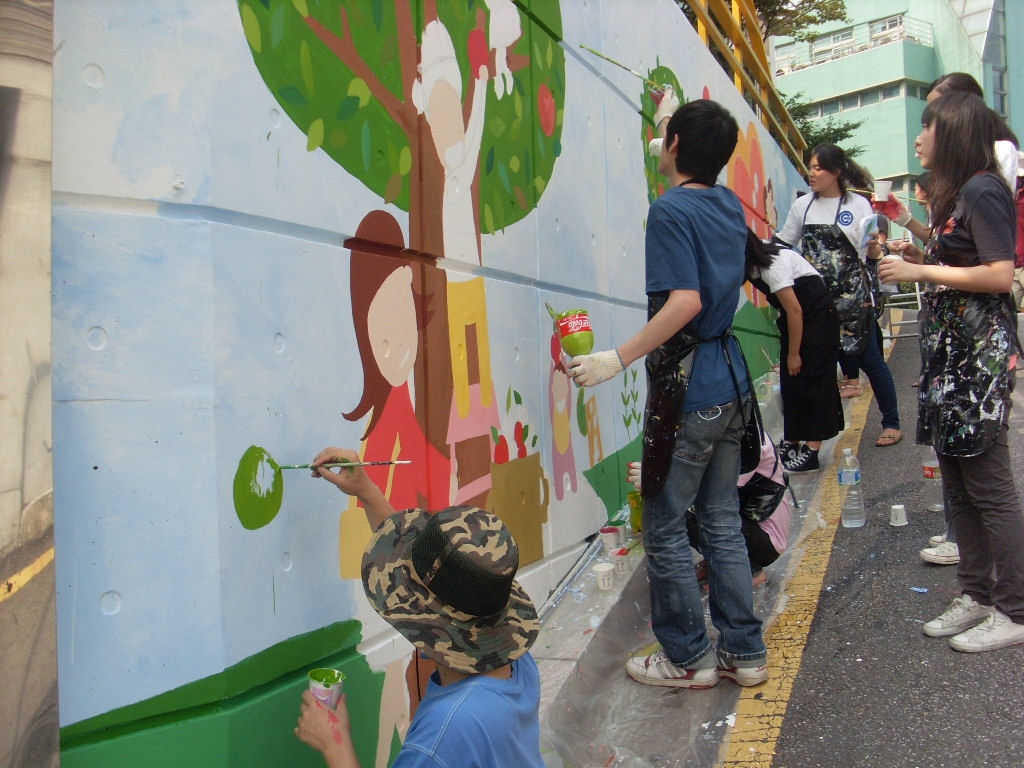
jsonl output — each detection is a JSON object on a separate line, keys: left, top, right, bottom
{"left": 625, "top": 649, "right": 719, "bottom": 689}
{"left": 923, "top": 594, "right": 993, "bottom": 637}
{"left": 919, "top": 540, "right": 959, "bottom": 565}
{"left": 950, "top": 610, "right": 1024, "bottom": 652}
{"left": 928, "top": 533, "right": 947, "bottom": 547}
{"left": 717, "top": 661, "right": 768, "bottom": 686}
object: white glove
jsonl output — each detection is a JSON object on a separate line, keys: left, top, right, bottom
{"left": 652, "top": 85, "right": 680, "bottom": 129}
{"left": 627, "top": 461, "right": 642, "bottom": 491}
{"left": 568, "top": 350, "right": 624, "bottom": 387}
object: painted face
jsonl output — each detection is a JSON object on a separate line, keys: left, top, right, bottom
{"left": 367, "top": 266, "right": 418, "bottom": 386}
{"left": 807, "top": 156, "right": 841, "bottom": 197}
{"left": 915, "top": 122, "right": 936, "bottom": 169}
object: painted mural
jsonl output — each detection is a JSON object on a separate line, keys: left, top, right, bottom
{"left": 50, "top": 1, "right": 804, "bottom": 765}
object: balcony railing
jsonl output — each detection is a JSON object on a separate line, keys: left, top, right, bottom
{"left": 774, "top": 16, "right": 933, "bottom": 75}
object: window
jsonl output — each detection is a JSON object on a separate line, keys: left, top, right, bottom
{"left": 841, "top": 94, "right": 859, "bottom": 110}
{"left": 870, "top": 15, "right": 902, "bottom": 37}
{"left": 821, "top": 100, "right": 840, "bottom": 115}
{"left": 881, "top": 83, "right": 902, "bottom": 100}
{"left": 860, "top": 90, "right": 879, "bottom": 105}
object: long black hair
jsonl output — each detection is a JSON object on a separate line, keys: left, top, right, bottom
{"left": 920, "top": 92, "right": 998, "bottom": 232}
{"left": 809, "top": 142, "right": 872, "bottom": 199}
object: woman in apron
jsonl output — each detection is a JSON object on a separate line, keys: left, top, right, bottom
{"left": 746, "top": 232, "right": 844, "bottom": 473}
{"left": 776, "top": 143, "right": 902, "bottom": 448}
{"left": 881, "top": 91, "right": 1024, "bottom": 652}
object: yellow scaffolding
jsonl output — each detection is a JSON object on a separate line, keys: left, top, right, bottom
{"left": 684, "top": 0, "right": 807, "bottom": 175}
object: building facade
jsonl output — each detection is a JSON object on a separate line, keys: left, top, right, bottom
{"left": 773, "top": 0, "right": 1019, "bottom": 223}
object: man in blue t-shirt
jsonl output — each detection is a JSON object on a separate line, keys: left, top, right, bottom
{"left": 295, "top": 448, "right": 543, "bottom": 767}
{"left": 569, "top": 99, "right": 767, "bottom": 689}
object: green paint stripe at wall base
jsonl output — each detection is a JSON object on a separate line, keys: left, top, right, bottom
{"left": 61, "top": 621, "right": 385, "bottom": 768}
{"left": 582, "top": 433, "right": 643, "bottom": 521}
{"left": 734, "top": 301, "right": 781, "bottom": 380}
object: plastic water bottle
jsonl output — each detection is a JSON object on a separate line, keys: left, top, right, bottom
{"left": 838, "top": 448, "right": 865, "bottom": 528}
{"left": 921, "top": 453, "right": 944, "bottom": 513}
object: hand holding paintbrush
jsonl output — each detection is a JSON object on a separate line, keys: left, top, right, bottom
{"left": 308, "top": 447, "right": 398, "bottom": 530}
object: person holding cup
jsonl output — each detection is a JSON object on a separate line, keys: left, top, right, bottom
{"left": 295, "top": 448, "right": 543, "bottom": 766}
{"left": 775, "top": 143, "right": 902, "bottom": 449}
{"left": 879, "top": 92, "right": 1024, "bottom": 652}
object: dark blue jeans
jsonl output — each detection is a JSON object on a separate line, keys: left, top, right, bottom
{"left": 643, "top": 397, "right": 767, "bottom": 668}
{"left": 840, "top": 319, "right": 900, "bottom": 431}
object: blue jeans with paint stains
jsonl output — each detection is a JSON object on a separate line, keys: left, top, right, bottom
{"left": 642, "top": 397, "right": 767, "bottom": 669}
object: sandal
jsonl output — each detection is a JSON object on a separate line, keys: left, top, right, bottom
{"left": 875, "top": 430, "right": 903, "bottom": 447}
{"left": 839, "top": 381, "right": 863, "bottom": 398}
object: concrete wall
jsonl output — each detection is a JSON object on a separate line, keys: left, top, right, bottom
{"left": 49, "top": 1, "right": 804, "bottom": 765}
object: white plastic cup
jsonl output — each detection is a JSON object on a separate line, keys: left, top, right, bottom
{"left": 874, "top": 180, "right": 892, "bottom": 200}
{"left": 594, "top": 562, "right": 615, "bottom": 590}
{"left": 308, "top": 668, "right": 345, "bottom": 707}
{"left": 889, "top": 504, "right": 909, "bottom": 527}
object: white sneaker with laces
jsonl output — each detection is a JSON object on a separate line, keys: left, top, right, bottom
{"left": 950, "top": 610, "right": 1024, "bottom": 652}
{"left": 625, "top": 649, "right": 719, "bottom": 689}
{"left": 923, "top": 594, "right": 993, "bottom": 637}
{"left": 928, "top": 533, "right": 947, "bottom": 547}
{"left": 919, "top": 540, "right": 959, "bottom": 565}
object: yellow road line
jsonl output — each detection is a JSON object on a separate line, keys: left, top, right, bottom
{"left": 720, "top": 373, "right": 874, "bottom": 767}
{"left": 1, "top": 546, "right": 55, "bottom": 604}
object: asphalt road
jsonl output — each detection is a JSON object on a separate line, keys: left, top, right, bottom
{"left": 770, "top": 336, "right": 1024, "bottom": 768}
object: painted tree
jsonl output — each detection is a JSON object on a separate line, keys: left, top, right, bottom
{"left": 237, "top": 0, "right": 566, "bottom": 262}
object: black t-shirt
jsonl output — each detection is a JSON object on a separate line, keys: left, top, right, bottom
{"left": 932, "top": 172, "right": 1016, "bottom": 268}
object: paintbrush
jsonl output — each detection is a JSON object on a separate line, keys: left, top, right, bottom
{"left": 278, "top": 460, "right": 412, "bottom": 470}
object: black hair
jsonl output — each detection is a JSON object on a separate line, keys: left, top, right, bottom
{"left": 914, "top": 171, "right": 933, "bottom": 197}
{"left": 928, "top": 72, "right": 1019, "bottom": 147}
{"left": 808, "top": 142, "right": 870, "bottom": 198}
{"left": 920, "top": 92, "right": 997, "bottom": 231}
{"left": 664, "top": 99, "right": 739, "bottom": 185}
{"left": 744, "top": 229, "right": 776, "bottom": 278}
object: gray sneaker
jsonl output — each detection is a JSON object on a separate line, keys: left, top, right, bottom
{"left": 923, "top": 595, "right": 993, "bottom": 638}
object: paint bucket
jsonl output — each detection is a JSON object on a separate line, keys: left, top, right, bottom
{"left": 308, "top": 667, "right": 345, "bottom": 708}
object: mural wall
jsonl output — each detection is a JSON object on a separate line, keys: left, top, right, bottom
{"left": 50, "top": 1, "right": 805, "bottom": 765}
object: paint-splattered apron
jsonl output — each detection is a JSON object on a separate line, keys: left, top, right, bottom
{"left": 917, "top": 257, "right": 1019, "bottom": 457}
{"left": 800, "top": 195, "right": 873, "bottom": 354}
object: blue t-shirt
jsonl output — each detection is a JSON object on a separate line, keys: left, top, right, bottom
{"left": 391, "top": 652, "right": 543, "bottom": 768}
{"left": 645, "top": 185, "right": 750, "bottom": 411}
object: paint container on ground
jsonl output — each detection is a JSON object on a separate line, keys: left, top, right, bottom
{"left": 593, "top": 562, "right": 615, "bottom": 590}
{"left": 308, "top": 668, "right": 345, "bottom": 708}
{"left": 598, "top": 526, "right": 619, "bottom": 551}
{"left": 889, "top": 504, "right": 908, "bottom": 527}
{"left": 611, "top": 547, "right": 631, "bottom": 574}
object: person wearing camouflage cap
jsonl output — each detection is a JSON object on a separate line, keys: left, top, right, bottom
{"left": 295, "top": 447, "right": 543, "bottom": 768}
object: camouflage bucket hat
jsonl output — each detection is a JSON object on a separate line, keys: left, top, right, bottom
{"left": 362, "top": 505, "right": 540, "bottom": 675}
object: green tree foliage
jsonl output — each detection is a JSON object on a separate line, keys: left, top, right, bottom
{"left": 783, "top": 91, "right": 862, "bottom": 162}
{"left": 237, "top": 0, "right": 565, "bottom": 253}
{"left": 754, "top": 0, "right": 849, "bottom": 41}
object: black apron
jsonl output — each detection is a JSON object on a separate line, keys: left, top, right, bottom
{"left": 917, "top": 247, "right": 1019, "bottom": 457}
{"left": 799, "top": 195, "right": 873, "bottom": 355}
{"left": 749, "top": 273, "right": 844, "bottom": 441}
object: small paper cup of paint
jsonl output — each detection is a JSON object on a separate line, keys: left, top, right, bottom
{"left": 598, "top": 526, "right": 620, "bottom": 551}
{"left": 611, "top": 547, "right": 631, "bottom": 574}
{"left": 594, "top": 562, "right": 615, "bottom": 590}
{"left": 308, "top": 668, "right": 345, "bottom": 708}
